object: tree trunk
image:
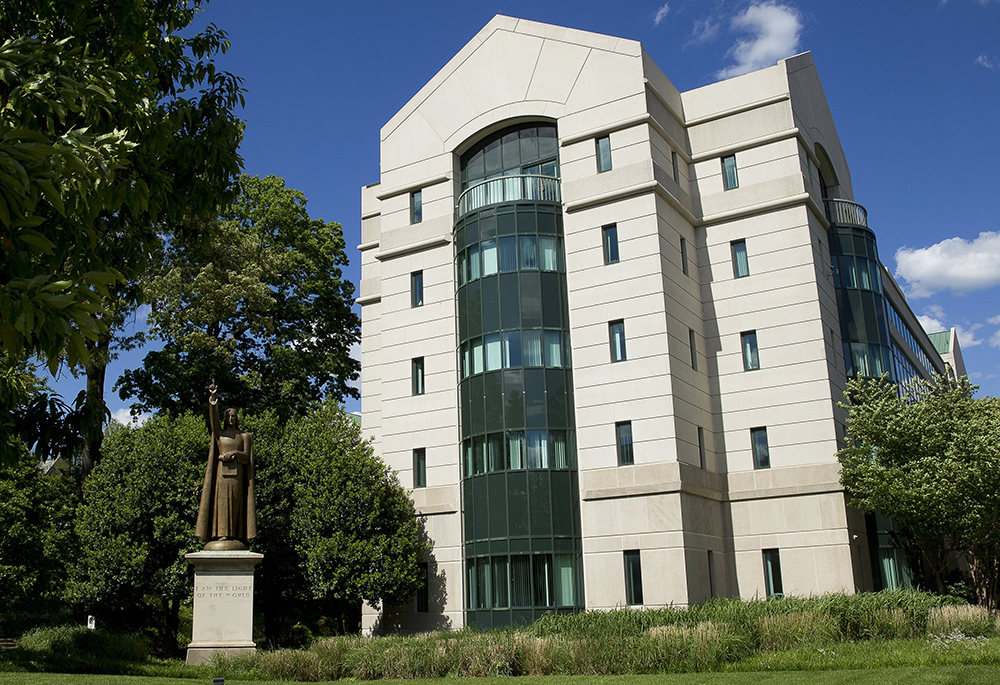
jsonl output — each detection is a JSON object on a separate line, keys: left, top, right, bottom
{"left": 80, "top": 339, "right": 109, "bottom": 477}
{"left": 970, "top": 545, "right": 1000, "bottom": 611}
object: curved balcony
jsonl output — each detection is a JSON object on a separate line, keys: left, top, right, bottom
{"left": 457, "top": 174, "right": 560, "bottom": 218}
{"left": 825, "top": 198, "right": 868, "bottom": 228}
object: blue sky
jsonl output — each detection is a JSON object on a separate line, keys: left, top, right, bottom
{"left": 54, "top": 0, "right": 1000, "bottom": 420}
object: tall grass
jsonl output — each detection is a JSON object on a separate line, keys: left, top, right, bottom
{"left": 206, "top": 588, "right": 993, "bottom": 681}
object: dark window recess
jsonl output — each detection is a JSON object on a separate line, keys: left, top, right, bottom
{"left": 624, "top": 550, "right": 643, "bottom": 605}
{"left": 689, "top": 328, "right": 698, "bottom": 370}
{"left": 722, "top": 155, "right": 738, "bottom": 190}
{"left": 671, "top": 150, "right": 680, "bottom": 183}
{"left": 731, "top": 240, "right": 749, "bottom": 278}
{"left": 707, "top": 550, "right": 716, "bottom": 598}
{"left": 412, "top": 357, "right": 425, "bottom": 396}
{"left": 596, "top": 136, "right": 612, "bottom": 173}
{"left": 609, "top": 320, "right": 627, "bottom": 362}
{"left": 763, "top": 548, "right": 783, "bottom": 597}
{"left": 741, "top": 331, "right": 759, "bottom": 371}
{"left": 416, "top": 562, "right": 429, "bottom": 611}
{"left": 413, "top": 448, "right": 426, "bottom": 488}
{"left": 616, "top": 421, "right": 634, "bottom": 466}
{"left": 411, "top": 189, "right": 422, "bottom": 223}
{"left": 698, "top": 426, "right": 706, "bottom": 470}
{"left": 603, "top": 224, "right": 619, "bottom": 264}
{"left": 411, "top": 270, "right": 424, "bottom": 307}
{"left": 751, "top": 427, "right": 770, "bottom": 469}
{"left": 680, "top": 237, "right": 689, "bottom": 276}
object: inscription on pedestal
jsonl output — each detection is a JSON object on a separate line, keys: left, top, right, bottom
{"left": 195, "top": 584, "right": 253, "bottom": 600}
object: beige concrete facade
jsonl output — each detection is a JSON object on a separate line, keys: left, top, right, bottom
{"left": 359, "top": 16, "right": 953, "bottom": 632}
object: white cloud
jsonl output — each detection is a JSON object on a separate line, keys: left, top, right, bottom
{"left": 716, "top": 2, "right": 802, "bottom": 79}
{"left": 654, "top": 2, "right": 670, "bottom": 26}
{"left": 918, "top": 308, "right": 984, "bottom": 347}
{"left": 917, "top": 314, "right": 947, "bottom": 335}
{"left": 975, "top": 53, "right": 999, "bottom": 69}
{"left": 990, "top": 329, "right": 1000, "bottom": 348}
{"left": 956, "top": 324, "right": 984, "bottom": 347}
{"left": 988, "top": 315, "right": 1000, "bottom": 325}
{"left": 894, "top": 231, "right": 1000, "bottom": 298}
{"left": 111, "top": 408, "right": 151, "bottom": 427}
{"left": 688, "top": 17, "right": 721, "bottom": 45}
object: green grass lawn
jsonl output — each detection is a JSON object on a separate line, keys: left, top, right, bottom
{"left": 3, "top": 669, "right": 1000, "bottom": 685}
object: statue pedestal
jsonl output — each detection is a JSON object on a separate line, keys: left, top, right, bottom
{"left": 185, "top": 550, "right": 263, "bottom": 666}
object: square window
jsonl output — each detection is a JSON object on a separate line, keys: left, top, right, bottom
{"left": 731, "top": 240, "right": 749, "bottom": 278}
{"left": 413, "top": 448, "right": 426, "bottom": 488}
{"left": 763, "top": 548, "right": 783, "bottom": 597}
{"left": 680, "top": 237, "right": 689, "bottom": 276}
{"left": 722, "top": 155, "right": 738, "bottom": 190}
{"left": 624, "top": 550, "right": 643, "bottom": 605}
{"left": 751, "top": 427, "right": 770, "bottom": 469}
{"left": 698, "top": 426, "right": 707, "bottom": 470}
{"left": 602, "top": 224, "right": 619, "bottom": 264}
{"left": 741, "top": 331, "right": 759, "bottom": 371}
{"left": 671, "top": 150, "right": 680, "bottom": 183}
{"left": 616, "top": 421, "right": 634, "bottom": 466}
{"left": 412, "top": 357, "right": 425, "bottom": 396}
{"left": 416, "top": 562, "right": 429, "bottom": 611}
{"left": 596, "top": 136, "right": 612, "bottom": 173}
{"left": 688, "top": 328, "right": 698, "bottom": 370}
{"left": 411, "top": 270, "right": 424, "bottom": 307}
{"left": 410, "top": 189, "right": 422, "bottom": 223}
{"left": 609, "top": 320, "right": 627, "bottom": 362}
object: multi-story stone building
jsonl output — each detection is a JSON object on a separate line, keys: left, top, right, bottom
{"left": 357, "top": 16, "right": 962, "bottom": 632}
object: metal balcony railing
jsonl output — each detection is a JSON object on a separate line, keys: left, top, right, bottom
{"left": 825, "top": 198, "right": 868, "bottom": 228}
{"left": 457, "top": 174, "right": 560, "bottom": 217}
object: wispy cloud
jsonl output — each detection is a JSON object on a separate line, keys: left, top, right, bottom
{"left": 894, "top": 231, "right": 1000, "bottom": 297}
{"left": 917, "top": 310, "right": 983, "bottom": 347}
{"left": 111, "top": 408, "right": 151, "bottom": 427}
{"left": 975, "top": 53, "right": 999, "bottom": 69}
{"left": 687, "top": 17, "right": 721, "bottom": 45}
{"left": 989, "top": 315, "right": 1000, "bottom": 325}
{"left": 991, "top": 330, "right": 1000, "bottom": 348}
{"left": 716, "top": 2, "right": 802, "bottom": 79}
{"left": 654, "top": 2, "right": 671, "bottom": 26}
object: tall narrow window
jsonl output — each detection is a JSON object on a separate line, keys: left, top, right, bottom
{"left": 707, "top": 550, "right": 716, "bottom": 598}
{"left": 624, "top": 550, "right": 643, "bottom": 605}
{"left": 412, "top": 357, "right": 425, "bottom": 395}
{"left": 416, "top": 562, "right": 429, "bottom": 612}
{"left": 763, "top": 548, "right": 783, "bottom": 597}
{"left": 751, "top": 427, "right": 770, "bottom": 469}
{"left": 722, "top": 155, "right": 738, "bottom": 190}
{"left": 410, "top": 189, "right": 422, "bottom": 223}
{"left": 688, "top": 328, "right": 698, "bottom": 370}
{"left": 609, "top": 320, "right": 627, "bottom": 362}
{"left": 731, "top": 240, "right": 749, "bottom": 278}
{"left": 411, "top": 270, "right": 424, "bottom": 308}
{"left": 741, "top": 331, "right": 759, "bottom": 371}
{"left": 616, "top": 421, "right": 634, "bottom": 466}
{"left": 602, "top": 224, "right": 619, "bottom": 264}
{"left": 413, "top": 448, "right": 426, "bottom": 488}
{"left": 671, "top": 150, "right": 680, "bottom": 183}
{"left": 698, "top": 426, "right": 707, "bottom": 470}
{"left": 680, "top": 237, "right": 689, "bottom": 276}
{"left": 596, "top": 135, "right": 612, "bottom": 173}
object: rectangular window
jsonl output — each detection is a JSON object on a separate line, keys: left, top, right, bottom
{"left": 751, "top": 427, "right": 771, "bottom": 469}
{"left": 596, "top": 135, "right": 612, "bottom": 173}
{"left": 602, "top": 224, "right": 619, "bottom": 264}
{"left": 671, "top": 150, "right": 680, "bottom": 183}
{"left": 616, "top": 421, "right": 634, "bottom": 466}
{"left": 609, "top": 320, "right": 627, "bottom": 362}
{"left": 680, "top": 237, "right": 689, "bottom": 276}
{"left": 412, "top": 357, "right": 425, "bottom": 395}
{"left": 741, "top": 331, "right": 759, "bottom": 371}
{"left": 731, "top": 240, "right": 749, "bottom": 278}
{"left": 416, "top": 562, "right": 429, "bottom": 612}
{"left": 722, "top": 155, "right": 738, "bottom": 190}
{"left": 763, "top": 548, "right": 783, "bottom": 597}
{"left": 698, "top": 426, "right": 707, "bottom": 470}
{"left": 413, "top": 448, "right": 426, "bottom": 488}
{"left": 688, "top": 328, "right": 698, "bottom": 370}
{"left": 624, "top": 550, "right": 643, "bottom": 605}
{"left": 411, "top": 271, "right": 424, "bottom": 308}
{"left": 410, "top": 189, "right": 422, "bottom": 223}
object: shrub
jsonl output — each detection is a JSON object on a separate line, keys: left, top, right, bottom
{"left": 928, "top": 605, "right": 998, "bottom": 638}
{"left": 16, "top": 626, "right": 148, "bottom": 662}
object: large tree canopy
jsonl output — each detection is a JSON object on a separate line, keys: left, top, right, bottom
{"left": 116, "top": 175, "right": 360, "bottom": 421}
{"left": 1, "top": 0, "right": 245, "bottom": 371}
{"left": 838, "top": 373, "right": 1000, "bottom": 609}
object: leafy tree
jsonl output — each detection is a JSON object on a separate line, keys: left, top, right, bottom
{"left": 838, "top": 373, "right": 1000, "bottom": 609}
{"left": 251, "top": 402, "right": 429, "bottom": 643}
{"left": 67, "top": 414, "right": 206, "bottom": 654}
{"left": 2, "top": 0, "right": 246, "bottom": 473}
{"left": 0, "top": 452, "right": 78, "bottom": 633}
{"left": 117, "top": 175, "right": 360, "bottom": 421}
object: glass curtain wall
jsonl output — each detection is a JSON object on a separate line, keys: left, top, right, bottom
{"left": 456, "top": 122, "right": 584, "bottom": 628}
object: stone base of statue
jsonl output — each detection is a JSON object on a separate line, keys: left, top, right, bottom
{"left": 185, "top": 549, "right": 263, "bottom": 666}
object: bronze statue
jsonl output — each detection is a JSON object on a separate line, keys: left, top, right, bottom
{"left": 195, "top": 382, "right": 256, "bottom": 550}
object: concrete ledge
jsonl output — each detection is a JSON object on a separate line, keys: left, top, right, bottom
{"left": 186, "top": 645, "right": 255, "bottom": 666}
{"left": 376, "top": 235, "right": 451, "bottom": 261}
